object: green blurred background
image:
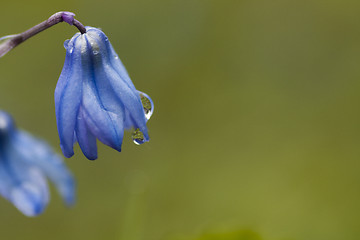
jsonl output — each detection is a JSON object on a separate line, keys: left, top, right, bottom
{"left": 1, "top": 0, "right": 360, "bottom": 239}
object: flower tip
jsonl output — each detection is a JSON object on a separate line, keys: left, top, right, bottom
{"left": 11, "top": 186, "right": 47, "bottom": 217}
{"left": 60, "top": 145, "right": 74, "bottom": 158}
{"left": 61, "top": 11, "right": 75, "bottom": 25}
{"left": 114, "top": 145, "right": 122, "bottom": 153}
{"left": 79, "top": 145, "right": 98, "bottom": 160}
{"left": 57, "top": 177, "right": 76, "bottom": 206}
{"left": 64, "top": 193, "right": 76, "bottom": 207}
{"left": 86, "top": 155, "right": 98, "bottom": 161}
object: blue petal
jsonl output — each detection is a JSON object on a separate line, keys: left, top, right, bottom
{"left": 86, "top": 32, "right": 149, "bottom": 141}
{"left": 106, "top": 63, "right": 149, "bottom": 140}
{"left": 9, "top": 131, "right": 75, "bottom": 206}
{"left": 55, "top": 35, "right": 80, "bottom": 108}
{"left": 75, "top": 107, "right": 98, "bottom": 160}
{"left": 86, "top": 27, "right": 137, "bottom": 91}
{"left": 81, "top": 78, "right": 124, "bottom": 152}
{"left": 0, "top": 153, "right": 49, "bottom": 217}
{"left": 55, "top": 35, "right": 84, "bottom": 158}
{"left": 73, "top": 35, "right": 125, "bottom": 152}
{"left": 86, "top": 35, "right": 126, "bottom": 115}
{"left": 10, "top": 168, "right": 49, "bottom": 217}
{"left": 124, "top": 109, "right": 135, "bottom": 130}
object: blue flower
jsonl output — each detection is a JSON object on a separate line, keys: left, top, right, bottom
{"left": 55, "top": 27, "right": 153, "bottom": 160}
{"left": 0, "top": 111, "right": 75, "bottom": 216}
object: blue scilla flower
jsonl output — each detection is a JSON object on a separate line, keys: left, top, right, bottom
{"left": 55, "top": 27, "right": 154, "bottom": 160}
{"left": 0, "top": 111, "right": 75, "bottom": 216}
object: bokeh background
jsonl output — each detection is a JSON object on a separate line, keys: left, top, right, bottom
{"left": 1, "top": 0, "right": 360, "bottom": 239}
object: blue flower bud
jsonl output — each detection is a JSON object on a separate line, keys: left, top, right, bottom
{"left": 0, "top": 111, "right": 75, "bottom": 217}
{"left": 55, "top": 27, "right": 153, "bottom": 160}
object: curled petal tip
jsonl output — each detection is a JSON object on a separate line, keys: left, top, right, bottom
{"left": 59, "top": 179, "right": 76, "bottom": 206}
{"left": 61, "top": 149, "right": 75, "bottom": 159}
{"left": 11, "top": 185, "right": 47, "bottom": 217}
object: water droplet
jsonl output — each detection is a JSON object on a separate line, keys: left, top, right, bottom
{"left": 140, "top": 92, "right": 154, "bottom": 120}
{"left": 88, "top": 39, "right": 100, "bottom": 55}
{"left": 132, "top": 128, "right": 145, "bottom": 145}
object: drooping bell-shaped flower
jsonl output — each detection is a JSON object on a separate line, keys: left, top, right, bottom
{"left": 55, "top": 27, "right": 153, "bottom": 160}
{"left": 0, "top": 111, "right": 75, "bottom": 216}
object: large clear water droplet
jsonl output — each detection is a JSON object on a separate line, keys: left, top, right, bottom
{"left": 132, "top": 128, "right": 145, "bottom": 145}
{"left": 139, "top": 92, "right": 154, "bottom": 121}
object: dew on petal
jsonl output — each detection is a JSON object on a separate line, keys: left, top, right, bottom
{"left": 132, "top": 128, "right": 145, "bottom": 145}
{"left": 140, "top": 93, "right": 153, "bottom": 121}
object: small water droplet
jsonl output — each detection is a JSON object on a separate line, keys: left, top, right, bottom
{"left": 132, "top": 128, "right": 145, "bottom": 145}
{"left": 140, "top": 93, "right": 154, "bottom": 120}
{"left": 114, "top": 55, "right": 119, "bottom": 60}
